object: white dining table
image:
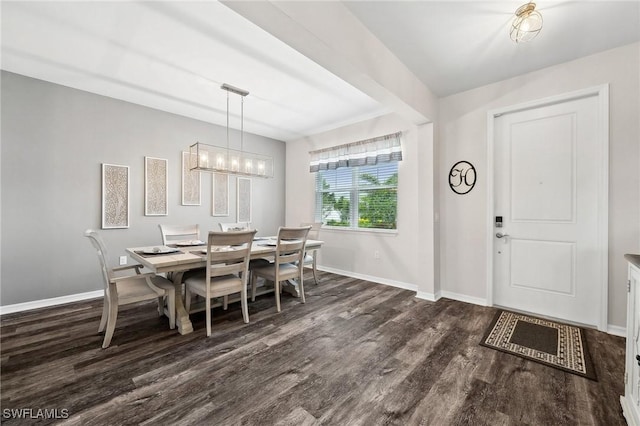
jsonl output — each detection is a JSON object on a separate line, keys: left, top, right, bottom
{"left": 126, "top": 238, "right": 323, "bottom": 335}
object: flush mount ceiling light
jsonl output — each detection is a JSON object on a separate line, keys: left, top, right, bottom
{"left": 510, "top": 2, "right": 543, "bottom": 43}
{"left": 189, "top": 84, "right": 274, "bottom": 178}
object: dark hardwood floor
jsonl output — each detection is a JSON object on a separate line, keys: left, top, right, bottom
{"left": 1, "top": 272, "right": 626, "bottom": 425}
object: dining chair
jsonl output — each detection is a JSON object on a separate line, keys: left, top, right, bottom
{"left": 250, "top": 226, "right": 311, "bottom": 312}
{"left": 159, "top": 224, "right": 201, "bottom": 245}
{"left": 219, "top": 222, "right": 251, "bottom": 232}
{"left": 158, "top": 223, "right": 205, "bottom": 286}
{"left": 218, "top": 222, "right": 264, "bottom": 309}
{"left": 183, "top": 229, "right": 257, "bottom": 336}
{"left": 300, "top": 222, "right": 321, "bottom": 285}
{"left": 85, "top": 229, "right": 176, "bottom": 349}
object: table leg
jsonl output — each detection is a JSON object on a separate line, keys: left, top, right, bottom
{"left": 281, "top": 279, "right": 301, "bottom": 298}
{"left": 172, "top": 271, "right": 193, "bottom": 335}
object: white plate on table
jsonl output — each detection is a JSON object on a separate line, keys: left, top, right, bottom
{"left": 175, "top": 240, "right": 205, "bottom": 246}
{"left": 142, "top": 246, "right": 180, "bottom": 255}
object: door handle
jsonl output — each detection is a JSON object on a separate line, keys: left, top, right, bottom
{"left": 496, "top": 232, "right": 510, "bottom": 239}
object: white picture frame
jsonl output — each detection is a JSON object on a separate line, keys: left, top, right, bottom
{"left": 212, "top": 172, "right": 229, "bottom": 216}
{"left": 144, "top": 156, "right": 168, "bottom": 216}
{"left": 237, "top": 177, "right": 251, "bottom": 223}
{"left": 102, "top": 163, "right": 130, "bottom": 229}
{"left": 181, "top": 151, "right": 201, "bottom": 206}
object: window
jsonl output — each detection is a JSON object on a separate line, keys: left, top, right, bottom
{"left": 315, "top": 162, "right": 398, "bottom": 230}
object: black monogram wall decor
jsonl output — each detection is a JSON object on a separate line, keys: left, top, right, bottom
{"left": 449, "top": 161, "right": 476, "bottom": 195}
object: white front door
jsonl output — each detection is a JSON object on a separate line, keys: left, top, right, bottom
{"left": 493, "top": 92, "right": 607, "bottom": 327}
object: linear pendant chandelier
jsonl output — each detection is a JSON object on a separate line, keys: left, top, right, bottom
{"left": 189, "top": 83, "right": 274, "bottom": 178}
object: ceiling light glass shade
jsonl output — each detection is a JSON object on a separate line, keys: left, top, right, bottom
{"left": 510, "top": 2, "right": 543, "bottom": 43}
{"left": 189, "top": 142, "right": 274, "bottom": 178}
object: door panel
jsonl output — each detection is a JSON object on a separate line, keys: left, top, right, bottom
{"left": 494, "top": 95, "right": 602, "bottom": 326}
{"left": 510, "top": 239, "right": 575, "bottom": 295}
{"left": 510, "top": 114, "right": 575, "bottom": 222}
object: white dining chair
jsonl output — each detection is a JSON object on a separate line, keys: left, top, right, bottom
{"left": 183, "top": 229, "right": 257, "bottom": 336}
{"left": 251, "top": 226, "right": 311, "bottom": 312}
{"left": 159, "top": 224, "right": 201, "bottom": 245}
{"left": 85, "top": 229, "right": 176, "bottom": 348}
{"left": 158, "top": 223, "right": 205, "bottom": 285}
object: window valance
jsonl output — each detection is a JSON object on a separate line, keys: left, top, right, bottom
{"left": 309, "top": 132, "right": 402, "bottom": 172}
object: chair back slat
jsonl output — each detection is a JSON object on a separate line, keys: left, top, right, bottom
{"left": 277, "top": 252, "right": 301, "bottom": 264}
{"left": 209, "top": 262, "right": 245, "bottom": 277}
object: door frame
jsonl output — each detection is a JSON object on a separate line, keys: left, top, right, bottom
{"left": 485, "top": 85, "right": 609, "bottom": 331}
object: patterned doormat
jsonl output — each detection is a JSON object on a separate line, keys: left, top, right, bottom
{"left": 480, "top": 310, "right": 597, "bottom": 380}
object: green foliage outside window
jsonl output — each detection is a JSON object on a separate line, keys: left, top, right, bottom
{"left": 316, "top": 163, "right": 398, "bottom": 230}
{"left": 357, "top": 173, "right": 397, "bottom": 229}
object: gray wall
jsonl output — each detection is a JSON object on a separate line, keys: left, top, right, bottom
{"left": 1, "top": 71, "right": 286, "bottom": 306}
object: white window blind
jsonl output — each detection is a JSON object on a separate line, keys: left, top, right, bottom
{"left": 315, "top": 162, "right": 398, "bottom": 230}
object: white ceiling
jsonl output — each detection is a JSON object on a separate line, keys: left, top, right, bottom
{"left": 0, "top": 1, "right": 389, "bottom": 141}
{"left": 345, "top": 1, "right": 640, "bottom": 97}
{"left": 2, "top": 1, "right": 639, "bottom": 141}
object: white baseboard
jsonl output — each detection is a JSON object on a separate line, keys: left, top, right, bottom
{"left": 0, "top": 290, "right": 102, "bottom": 316}
{"left": 607, "top": 324, "right": 626, "bottom": 337}
{"left": 416, "top": 290, "right": 487, "bottom": 305}
{"left": 438, "top": 291, "right": 488, "bottom": 307}
{"left": 322, "top": 269, "right": 627, "bottom": 335}
{"left": 317, "top": 266, "right": 417, "bottom": 292}
{"left": 317, "top": 267, "right": 488, "bottom": 306}
{"left": 415, "top": 291, "right": 437, "bottom": 301}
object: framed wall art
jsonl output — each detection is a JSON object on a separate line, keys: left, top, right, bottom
{"left": 212, "top": 172, "right": 229, "bottom": 216}
{"left": 237, "top": 177, "right": 252, "bottom": 223}
{"left": 181, "top": 151, "right": 201, "bottom": 206}
{"left": 144, "top": 156, "right": 168, "bottom": 216}
{"left": 102, "top": 163, "right": 129, "bottom": 229}
{"left": 449, "top": 160, "right": 477, "bottom": 195}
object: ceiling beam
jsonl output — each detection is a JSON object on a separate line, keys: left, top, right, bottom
{"left": 222, "top": 1, "right": 437, "bottom": 125}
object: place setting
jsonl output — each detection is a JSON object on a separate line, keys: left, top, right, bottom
{"left": 134, "top": 246, "right": 183, "bottom": 257}
{"left": 171, "top": 240, "right": 206, "bottom": 247}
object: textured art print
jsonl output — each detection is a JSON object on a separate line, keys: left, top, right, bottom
{"left": 182, "top": 151, "right": 201, "bottom": 206}
{"left": 212, "top": 173, "right": 229, "bottom": 216}
{"left": 237, "top": 177, "right": 251, "bottom": 223}
{"left": 145, "top": 157, "right": 168, "bottom": 216}
{"left": 102, "top": 163, "right": 129, "bottom": 229}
